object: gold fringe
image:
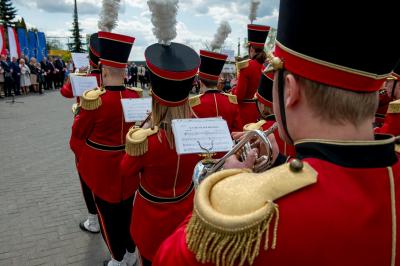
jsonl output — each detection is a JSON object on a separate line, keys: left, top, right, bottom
{"left": 186, "top": 202, "right": 279, "bottom": 266}
{"left": 125, "top": 138, "right": 148, "bottom": 156}
{"left": 80, "top": 97, "right": 102, "bottom": 110}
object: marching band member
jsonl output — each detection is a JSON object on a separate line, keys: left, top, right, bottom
{"left": 61, "top": 33, "right": 102, "bottom": 234}
{"left": 190, "top": 50, "right": 243, "bottom": 132}
{"left": 72, "top": 32, "right": 140, "bottom": 266}
{"left": 120, "top": 1, "right": 200, "bottom": 265}
{"left": 232, "top": 24, "right": 269, "bottom": 125}
{"left": 153, "top": 1, "right": 400, "bottom": 265}
{"left": 121, "top": 41, "right": 200, "bottom": 266}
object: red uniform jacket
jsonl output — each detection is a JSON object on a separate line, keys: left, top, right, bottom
{"left": 153, "top": 136, "right": 400, "bottom": 266}
{"left": 120, "top": 128, "right": 200, "bottom": 261}
{"left": 72, "top": 86, "right": 140, "bottom": 203}
{"left": 232, "top": 59, "right": 263, "bottom": 125}
{"left": 63, "top": 72, "right": 101, "bottom": 162}
{"left": 191, "top": 90, "right": 243, "bottom": 132}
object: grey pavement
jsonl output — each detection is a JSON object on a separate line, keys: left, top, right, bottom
{"left": 0, "top": 91, "right": 109, "bottom": 266}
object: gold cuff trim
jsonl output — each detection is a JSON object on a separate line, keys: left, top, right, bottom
{"left": 388, "top": 100, "right": 400, "bottom": 114}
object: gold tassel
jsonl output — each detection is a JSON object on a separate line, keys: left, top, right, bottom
{"left": 125, "top": 138, "right": 148, "bottom": 156}
{"left": 125, "top": 127, "right": 159, "bottom": 156}
{"left": 80, "top": 97, "right": 102, "bottom": 110}
{"left": 186, "top": 202, "right": 279, "bottom": 266}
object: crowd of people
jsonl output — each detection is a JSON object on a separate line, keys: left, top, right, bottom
{"left": 0, "top": 54, "right": 68, "bottom": 98}
{"left": 58, "top": 1, "right": 400, "bottom": 266}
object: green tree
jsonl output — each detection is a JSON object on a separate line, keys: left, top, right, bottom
{"left": 15, "top": 17, "right": 27, "bottom": 30}
{"left": 0, "top": 0, "right": 17, "bottom": 26}
{"left": 69, "top": 0, "right": 84, "bottom": 52}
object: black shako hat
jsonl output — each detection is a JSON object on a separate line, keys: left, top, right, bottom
{"left": 248, "top": 24, "right": 270, "bottom": 48}
{"left": 89, "top": 33, "right": 100, "bottom": 68}
{"left": 199, "top": 50, "right": 228, "bottom": 82}
{"left": 268, "top": 1, "right": 400, "bottom": 92}
{"left": 98, "top": 31, "right": 135, "bottom": 69}
{"left": 145, "top": 42, "right": 200, "bottom": 107}
{"left": 256, "top": 64, "right": 274, "bottom": 108}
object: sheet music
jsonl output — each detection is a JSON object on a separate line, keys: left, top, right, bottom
{"left": 121, "top": 98, "right": 152, "bottom": 122}
{"left": 71, "top": 53, "right": 89, "bottom": 69}
{"left": 70, "top": 75, "right": 98, "bottom": 96}
{"left": 172, "top": 118, "right": 233, "bottom": 155}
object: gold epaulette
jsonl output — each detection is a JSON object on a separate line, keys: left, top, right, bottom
{"left": 387, "top": 99, "right": 400, "bottom": 114}
{"left": 125, "top": 126, "right": 159, "bottom": 156}
{"left": 80, "top": 87, "right": 106, "bottom": 110}
{"left": 186, "top": 160, "right": 317, "bottom": 266}
{"left": 127, "top": 87, "right": 144, "bottom": 98}
{"left": 243, "top": 120, "right": 266, "bottom": 131}
{"left": 236, "top": 59, "right": 250, "bottom": 72}
{"left": 189, "top": 94, "right": 203, "bottom": 107}
{"left": 222, "top": 93, "right": 238, "bottom": 104}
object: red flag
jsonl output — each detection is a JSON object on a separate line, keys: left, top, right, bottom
{"left": 0, "top": 25, "right": 6, "bottom": 56}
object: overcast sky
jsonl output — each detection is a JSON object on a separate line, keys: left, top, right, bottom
{"left": 13, "top": 0, "right": 278, "bottom": 60}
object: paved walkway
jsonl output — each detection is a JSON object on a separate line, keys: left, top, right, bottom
{"left": 0, "top": 91, "right": 108, "bottom": 265}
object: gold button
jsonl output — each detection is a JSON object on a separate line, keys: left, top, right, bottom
{"left": 289, "top": 159, "right": 303, "bottom": 172}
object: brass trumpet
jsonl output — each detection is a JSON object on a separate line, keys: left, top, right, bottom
{"left": 192, "top": 123, "right": 278, "bottom": 187}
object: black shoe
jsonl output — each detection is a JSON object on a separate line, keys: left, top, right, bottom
{"left": 79, "top": 221, "right": 100, "bottom": 234}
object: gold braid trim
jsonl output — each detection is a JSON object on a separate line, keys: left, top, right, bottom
{"left": 186, "top": 202, "right": 279, "bottom": 266}
{"left": 125, "top": 126, "right": 159, "bottom": 156}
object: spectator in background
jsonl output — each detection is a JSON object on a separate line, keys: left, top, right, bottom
{"left": 130, "top": 63, "right": 138, "bottom": 87}
{"left": 54, "top": 57, "right": 66, "bottom": 89}
{"left": 138, "top": 65, "right": 145, "bottom": 89}
{"left": 0, "top": 63, "right": 4, "bottom": 98}
{"left": 0, "top": 55, "right": 13, "bottom": 97}
{"left": 36, "top": 62, "right": 45, "bottom": 94}
{"left": 19, "top": 58, "right": 31, "bottom": 95}
{"left": 11, "top": 57, "right": 21, "bottom": 95}
{"left": 67, "top": 60, "right": 75, "bottom": 74}
{"left": 29, "top": 57, "right": 40, "bottom": 94}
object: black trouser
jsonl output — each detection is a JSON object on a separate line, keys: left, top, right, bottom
{"left": 78, "top": 175, "right": 97, "bottom": 215}
{"left": 4, "top": 77, "right": 13, "bottom": 96}
{"left": 94, "top": 195, "right": 136, "bottom": 261}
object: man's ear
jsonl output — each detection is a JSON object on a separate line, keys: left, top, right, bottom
{"left": 284, "top": 73, "right": 300, "bottom": 108}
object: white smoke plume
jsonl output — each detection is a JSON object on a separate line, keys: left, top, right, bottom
{"left": 147, "top": 0, "right": 179, "bottom": 45}
{"left": 210, "top": 21, "right": 232, "bottom": 52}
{"left": 98, "top": 0, "right": 121, "bottom": 32}
{"left": 249, "top": 0, "right": 261, "bottom": 24}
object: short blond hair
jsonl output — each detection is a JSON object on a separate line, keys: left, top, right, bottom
{"left": 295, "top": 74, "right": 378, "bottom": 127}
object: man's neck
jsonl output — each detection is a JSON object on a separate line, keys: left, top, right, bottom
{"left": 291, "top": 118, "right": 375, "bottom": 143}
{"left": 103, "top": 80, "right": 124, "bottom": 87}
